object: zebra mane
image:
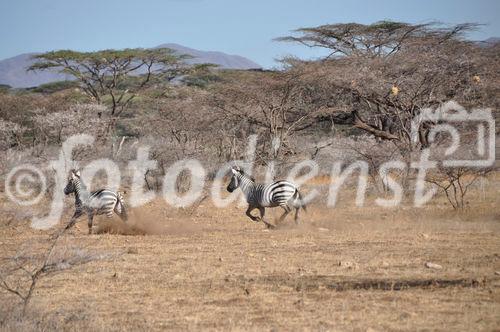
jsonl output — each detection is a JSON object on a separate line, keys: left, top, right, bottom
{"left": 70, "top": 169, "right": 81, "bottom": 178}
{"left": 69, "top": 169, "right": 87, "bottom": 190}
{"left": 239, "top": 169, "right": 255, "bottom": 182}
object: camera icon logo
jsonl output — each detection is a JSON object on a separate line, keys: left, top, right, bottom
{"left": 411, "top": 101, "right": 496, "bottom": 167}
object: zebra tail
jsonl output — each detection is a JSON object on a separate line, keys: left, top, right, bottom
{"left": 116, "top": 192, "right": 128, "bottom": 221}
{"left": 296, "top": 189, "right": 307, "bottom": 212}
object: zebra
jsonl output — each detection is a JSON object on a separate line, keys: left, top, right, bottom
{"left": 63, "top": 169, "right": 128, "bottom": 234}
{"left": 226, "top": 166, "right": 306, "bottom": 228}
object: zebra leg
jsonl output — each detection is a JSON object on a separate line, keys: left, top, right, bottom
{"left": 87, "top": 213, "right": 94, "bottom": 235}
{"left": 258, "top": 207, "right": 275, "bottom": 229}
{"left": 65, "top": 210, "right": 83, "bottom": 231}
{"left": 278, "top": 205, "right": 291, "bottom": 224}
{"left": 294, "top": 207, "right": 300, "bottom": 224}
{"left": 245, "top": 206, "right": 260, "bottom": 222}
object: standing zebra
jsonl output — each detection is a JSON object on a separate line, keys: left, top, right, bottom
{"left": 227, "top": 166, "right": 306, "bottom": 228}
{"left": 63, "top": 169, "right": 128, "bottom": 234}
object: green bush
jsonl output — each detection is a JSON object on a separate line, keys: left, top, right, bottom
{"left": 30, "top": 80, "right": 79, "bottom": 94}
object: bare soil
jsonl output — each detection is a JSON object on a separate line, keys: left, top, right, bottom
{"left": 0, "top": 185, "right": 499, "bottom": 331}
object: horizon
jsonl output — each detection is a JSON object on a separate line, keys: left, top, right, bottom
{"left": 1, "top": 0, "right": 499, "bottom": 68}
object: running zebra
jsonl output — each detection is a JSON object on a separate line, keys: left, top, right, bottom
{"left": 64, "top": 169, "right": 128, "bottom": 234}
{"left": 227, "top": 166, "right": 306, "bottom": 228}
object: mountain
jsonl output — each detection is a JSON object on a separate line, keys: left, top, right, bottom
{"left": 156, "top": 43, "right": 260, "bottom": 69}
{"left": 476, "top": 37, "right": 500, "bottom": 48}
{"left": 0, "top": 44, "right": 261, "bottom": 88}
{"left": 0, "top": 53, "right": 73, "bottom": 88}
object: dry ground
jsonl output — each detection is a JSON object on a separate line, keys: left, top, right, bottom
{"left": 0, "top": 179, "right": 499, "bottom": 331}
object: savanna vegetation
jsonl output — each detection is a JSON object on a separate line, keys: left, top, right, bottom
{"left": 1, "top": 22, "right": 497, "bottom": 181}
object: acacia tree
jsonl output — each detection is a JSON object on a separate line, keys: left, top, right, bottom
{"left": 276, "top": 21, "right": 478, "bottom": 58}
{"left": 277, "top": 21, "right": 498, "bottom": 197}
{"left": 29, "top": 48, "right": 190, "bottom": 117}
{"left": 277, "top": 21, "right": 491, "bottom": 152}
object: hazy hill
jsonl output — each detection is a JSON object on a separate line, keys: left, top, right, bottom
{"left": 157, "top": 43, "right": 260, "bottom": 69}
{"left": 476, "top": 37, "right": 500, "bottom": 47}
{"left": 0, "top": 44, "right": 261, "bottom": 88}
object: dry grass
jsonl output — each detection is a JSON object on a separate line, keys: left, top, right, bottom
{"left": 0, "top": 176, "right": 499, "bottom": 331}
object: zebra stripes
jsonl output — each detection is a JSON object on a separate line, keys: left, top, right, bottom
{"left": 227, "top": 166, "right": 306, "bottom": 228}
{"left": 64, "top": 169, "right": 128, "bottom": 234}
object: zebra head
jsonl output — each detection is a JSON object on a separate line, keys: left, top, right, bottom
{"left": 227, "top": 166, "right": 242, "bottom": 192}
{"left": 227, "top": 166, "right": 255, "bottom": 192}
{"left": 64, "top": 169, "right": 81, "bottom": 195}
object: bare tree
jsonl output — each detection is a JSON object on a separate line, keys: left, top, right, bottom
{"left": 209, "top": 70, "right": 321, "bottom": 162}
{"left": 0, "top": 120, "right": 26, "bottom": 150}
{"left": 33, "top": 104, "right": 109, "bottom": 147}
{"left": 0, "top": 227, "right": 120, "bottom": 316}
{"left": 425, "top": 167, "right": 492, "bottom": 209}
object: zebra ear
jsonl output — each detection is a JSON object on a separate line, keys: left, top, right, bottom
{"left": 231, "top": 165, "right": 242, "bottom": 174}
{"left": 71, "top": 169, "right": 81, "bottom": 178}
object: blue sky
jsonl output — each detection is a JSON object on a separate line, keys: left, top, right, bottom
{"left": 0, "top": 0, "right": 499, "bottom": 68}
